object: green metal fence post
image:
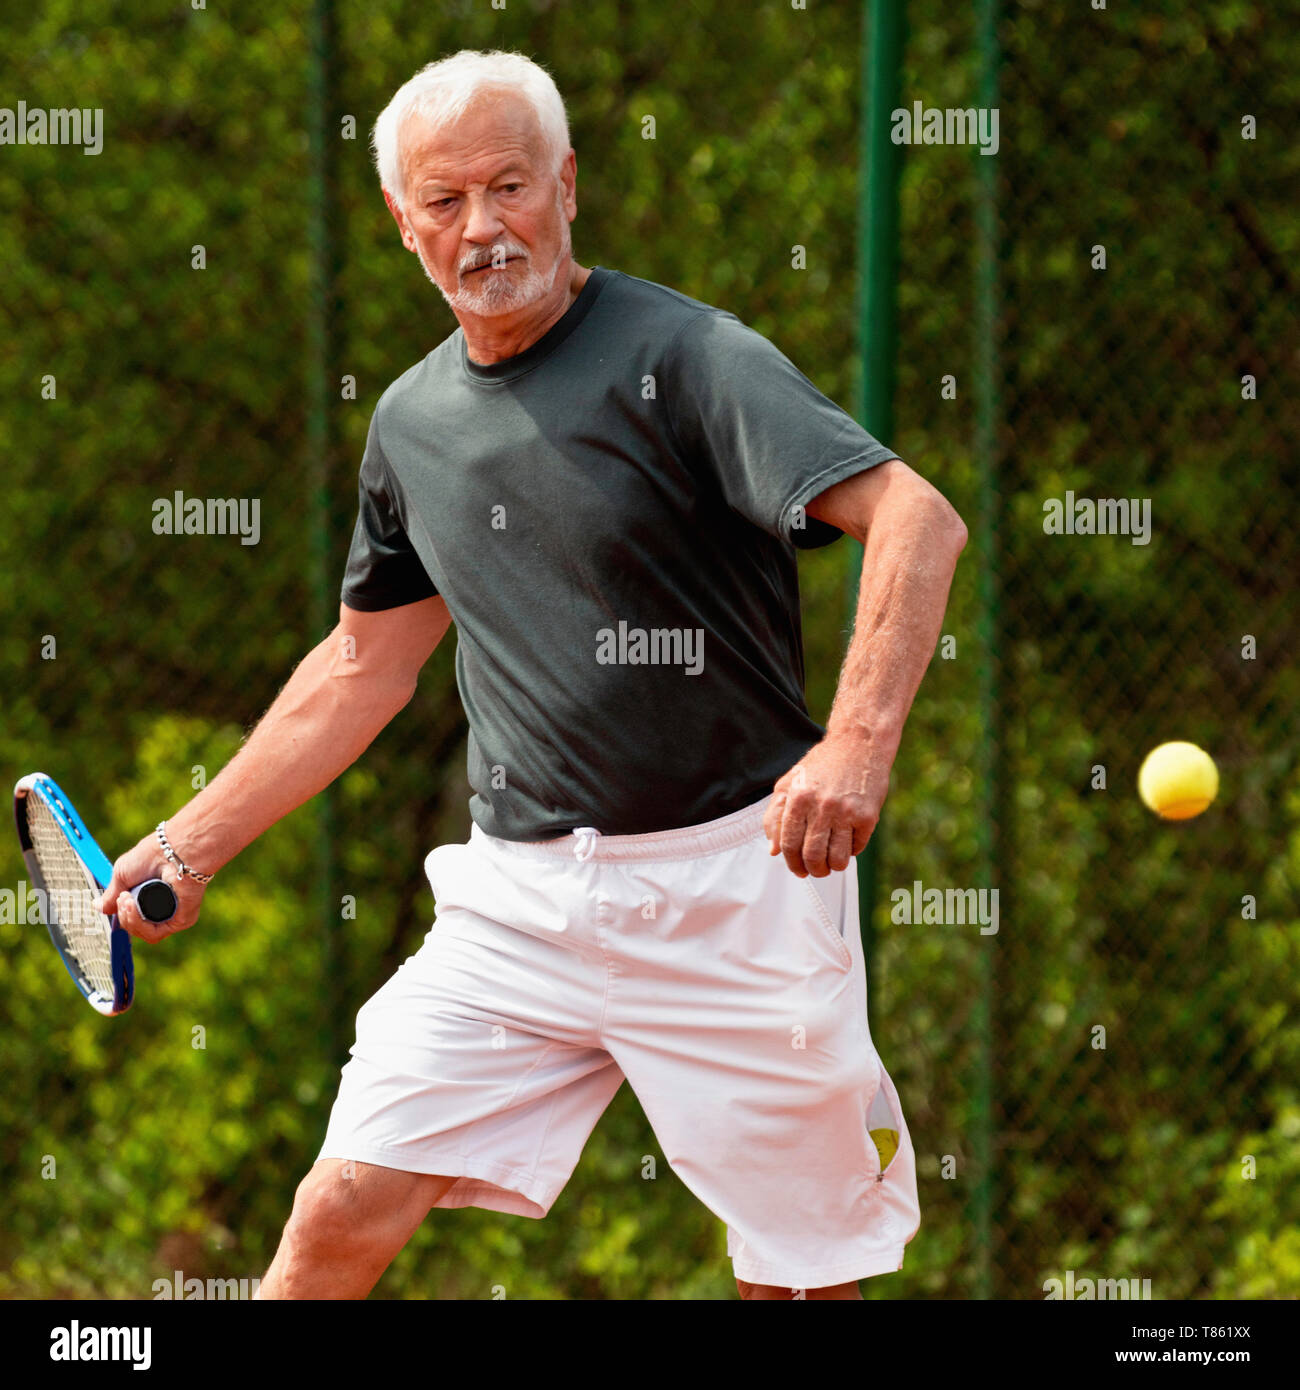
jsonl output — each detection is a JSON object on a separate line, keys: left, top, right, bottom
{"left": 970, "top": 0, "right": 1004, "bottom": 1301}
{"left": 306, "top": 0, "right": 344, "bottom": 1063}
{"left": 854, "top": 0, "right": 907, "bottom": 988}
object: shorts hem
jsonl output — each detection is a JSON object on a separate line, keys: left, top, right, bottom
{"left": 315, "top": 1142, "right": 558, "bottom": 1219}
{"left": 731, "top": 1245, "right": 907, "bottom": 1289}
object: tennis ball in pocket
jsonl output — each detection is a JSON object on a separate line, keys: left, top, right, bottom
{"left": 870, "top": 1128, "right": 899, "bottom": 1171}
{"left": 1137, "top": 742, "right": 1219, "bottom": 820}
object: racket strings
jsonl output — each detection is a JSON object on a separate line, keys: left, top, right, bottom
{"left": 25, "top": 796, "right": 116, "bottom": 998}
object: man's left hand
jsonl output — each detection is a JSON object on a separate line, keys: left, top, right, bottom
{"left": 763, "top": 734, "right": 893, "bottom": 877}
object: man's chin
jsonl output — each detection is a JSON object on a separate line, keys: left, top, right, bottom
{"left": 449, "top": 268, "right": 551, "bottom": 317}
{"left": 451, "top": 289, "right": 535, "bottom": 317}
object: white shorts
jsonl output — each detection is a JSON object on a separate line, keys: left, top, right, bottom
{"left": 318, "top": 794, "right": 920, "bottom": 1289}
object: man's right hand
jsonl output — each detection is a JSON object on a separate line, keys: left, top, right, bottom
{"left": 97, "top": 833, "right": 207, "bottom": 944}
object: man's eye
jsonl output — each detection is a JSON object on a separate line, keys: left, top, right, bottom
{"left": 429, "top": 197, "right": 456, "bottom": 209}
{"left": 500, "top": 184, "right": 522, "bottom": 194}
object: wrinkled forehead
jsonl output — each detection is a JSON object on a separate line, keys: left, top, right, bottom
{"left": 399, "top": 88, "right": 552, "bottom": 191}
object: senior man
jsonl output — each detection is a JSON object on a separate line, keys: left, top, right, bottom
{"left": 102, "top": 49, "right": 966, "bottom": 1300}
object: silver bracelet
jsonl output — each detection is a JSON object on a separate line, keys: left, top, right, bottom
{"left": 156, "top": 822, "right": 216, "bottom": 885}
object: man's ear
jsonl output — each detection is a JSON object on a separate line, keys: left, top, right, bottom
{"left": 560, "top": 149, "right": 578, "bottom": 222}
{"left": 383, "top": 188, "right": 418, "bottom": 253}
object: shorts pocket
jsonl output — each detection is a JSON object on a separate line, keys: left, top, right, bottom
{"left": 866, "top": 1056, "right": 907, "bottom": 1181}
{"left": 800, "top": 872, "right": 854, "bottom": 972}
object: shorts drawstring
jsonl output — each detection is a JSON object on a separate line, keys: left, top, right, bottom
{"left": 572, "top": 826, "right": 601, "bottom": 862}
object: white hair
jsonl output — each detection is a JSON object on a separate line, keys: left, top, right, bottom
{"left": 372, "top": 50, "right": 571, "bottom": 209}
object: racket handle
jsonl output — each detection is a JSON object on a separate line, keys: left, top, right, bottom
{"left": 130, "top": 879, "right": 178, "bottom": 925}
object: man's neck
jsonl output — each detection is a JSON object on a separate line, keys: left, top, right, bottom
{"left": 461, "top": 261, "right": 592, "bottom": 366}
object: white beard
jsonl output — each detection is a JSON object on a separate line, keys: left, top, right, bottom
{"left": 417, "top": 210, "right": 572, "bottom": 319}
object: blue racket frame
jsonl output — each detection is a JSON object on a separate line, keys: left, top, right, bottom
{"left": 14, "top": 772, "right": 135, "bottom": 1015}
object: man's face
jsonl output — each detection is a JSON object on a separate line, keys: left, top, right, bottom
{"left": 385, "top": 90, "right": 577, "bottom": 318}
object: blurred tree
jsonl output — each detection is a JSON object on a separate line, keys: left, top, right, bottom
{"left": 0, "top": 0, "right": 1295, "bottom": 1300}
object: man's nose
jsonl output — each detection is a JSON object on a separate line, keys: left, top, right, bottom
{"left": 461, "top": 193, "right": 506, "bottom": 246}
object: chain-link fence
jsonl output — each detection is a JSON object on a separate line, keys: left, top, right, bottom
{"left": 1, "top": 0, "right": 1294, "bottom": 1300}
{"left": 876, "top": 0, "right": 1299, "bottom": 1299}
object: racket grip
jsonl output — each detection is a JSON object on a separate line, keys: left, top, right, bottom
{"left": 130, "top": 879, "right": 178, "bottom": 924}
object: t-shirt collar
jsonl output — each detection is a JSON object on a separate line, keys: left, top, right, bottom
{"left": 460, "top": 265, "right": 609, "bottom": 384}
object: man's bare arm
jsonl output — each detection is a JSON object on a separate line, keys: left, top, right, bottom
{"left": 763, "top": 458, "right": 967, "bottom": 877}
{"left": 100, "top": 595, "right": 453, "bottom": 940}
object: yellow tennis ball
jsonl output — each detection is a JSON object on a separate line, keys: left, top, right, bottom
{"left": 1138, "top": 742, "right": 1219, "bottom": 820}
{"left": 870, "top": 1128, "right": 899, "bottom": 1171}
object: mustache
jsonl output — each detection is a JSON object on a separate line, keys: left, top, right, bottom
{"left": 459, "top": 246, "right": 528, "bottom": 275}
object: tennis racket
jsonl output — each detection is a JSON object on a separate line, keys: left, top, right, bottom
{"left": 14, "top": 773, "right": 177, "bottom": 1016}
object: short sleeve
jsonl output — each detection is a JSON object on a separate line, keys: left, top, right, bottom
{"left": 340, "top": 412, "right": 438, "bottom": 611}
{"left": 664, "top": 311, "right": 898, "bottom": 548}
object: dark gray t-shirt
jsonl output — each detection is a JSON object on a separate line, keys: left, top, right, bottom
{"left": 342, "top": 266, "right": 896, "bottom": 841}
